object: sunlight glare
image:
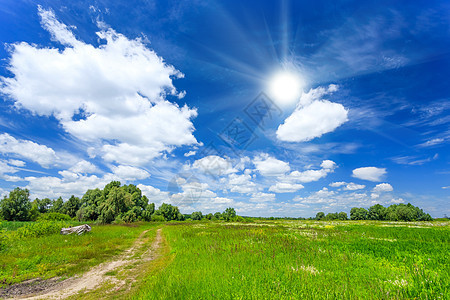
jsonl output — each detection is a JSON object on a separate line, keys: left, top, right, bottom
{"left": 268, "top": 71, "right": 303, "bottom": 106}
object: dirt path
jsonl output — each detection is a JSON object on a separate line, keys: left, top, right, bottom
{"left": 5, "top": 228, "right": 163, "bottom": 300}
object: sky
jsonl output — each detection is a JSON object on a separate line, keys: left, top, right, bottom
{"left": 0, "top": 0, "right": 449, "bottom": 218}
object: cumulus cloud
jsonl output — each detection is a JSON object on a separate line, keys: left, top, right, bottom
{"left": 192, "top": 155, "right": 237, "bottom": 176}
{"left": 137, "top": 184, "right": 169, "bottom": 204}
{"left": 343, "top": 182, "right": 366, "bottom": 190}
{"left": 110, "top": 165, "right": 150, "bottom": 181}
{"left": 69, "top": 160, "right": 99, "bottom": 174}
{"left": 276, "top": 85, "right": 348, "bottom": 142}
{"left": 269, "top": 182, "right": 304, "bottom": 193}
{"left": 330, "top": 181, "right": 346, "bottom": 187}
{"left": 352, "top": 167, "right": 386, "bottom": 182}
{"left": 223, "top": 173, "right": 258, "bottom": 194}
{"left": 253, "top": 154, "right": 290, "bottom": 177}
{"left": 184, "top": 151, "right": 197, "bottom": 157}
{"left": 372, "top": 183, "right": 393, "bottom": 192}
{"left": 0, "top": 7, "right": 198, "bottom": 166}
{"left": 0, "top": 133, "right": 58, "bottom": 168}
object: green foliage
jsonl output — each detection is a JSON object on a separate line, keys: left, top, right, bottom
{"left": 338, "top": 212, "right": 348, "bottom": 220}
{"left": 350, "top": 207, "right": 368, "bottom": 220}
{"left": 156, "top": 203, "right": 182, "bottom": 221}
{"left": 62, "top": 195, "right": 81, "bottom": 218}
{"left": 0, "top": 188, "right": 31, "bottom": 221}
{"left": 206, "top": 213, "right": 214, "bottom": 220}
{"left": 33, "top": 198, "right": 52, "bottom": 214}
{"left": 12, "top": 221, "right": 69, "bottom": 239}
{"left": 315, "top": 212, "right": 325, "bottom": 220}
{"left": 223, "top": 207, "right": 236, "bottom": 221}
{"left": 214, "top": 212, "right": 222, "bottom": 220}
{"left": 151, "top": 214, "right": 165, "bottom": 222}
{"left": 49, "top": 197, "right": 64, "bottom": 214}
{"left": 37, "top": 212, "right": 71, "bottom": 221}
{"left": 351, "top": 203, "right": 433, "bottom": 221}
{"left": 191, "top": 211, "right": 203, "bottom": 220}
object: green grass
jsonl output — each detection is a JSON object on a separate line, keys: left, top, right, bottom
{"left": 130, "top": 221, "right": 449, "bottom": 300}
{"left": 0, "top": 221, "right": 157, "bottom": 286}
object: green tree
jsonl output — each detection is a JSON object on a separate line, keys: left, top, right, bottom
{"left": 33, "top": 198, "right": 52, "bottom": 213}
{"left": 315, "top": 212, "right": 325, "bottom": 220}
{"left": 350, "top": 207, "right": 368, "bottom": 220}
{"left": 142, "top": 203, "right": 155, "bottom": 221}
{"left": 156, "top": 203, "right": 181, "bottom": 221}
{"left": 206, "top": 213, "right": 214, "bottom": 220}
{"left": 223, "top": 207, "right": 236, "bottom": 221}
{"left": 368, "top": 204, "right": 386, "bottom": 220}
{"left": 62, "top": 195, "right": 81, "bottom": 218}
{"left": 214, "top": 212, "right": 222, "bottom": 220}
{"left": 49, "top": 197, "right": 64, "bottom": 213}
{"left": 338, "top": 212, "right": 348, "bottom": 220}
{"left": 191, "top": 211, "right": 203, "bottom": 220}
{"left": 0, "top": 188, "right": 31, "bottom": 221}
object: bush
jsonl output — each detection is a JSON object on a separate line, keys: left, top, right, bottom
{"left": 13, "top": 221, "right": 69, "bottom": 239}
{"left": 151, "top": 214, "right": 165, "bottom": 222}
{"left": 37, "top": 212, "right": 72, "bottom": 221}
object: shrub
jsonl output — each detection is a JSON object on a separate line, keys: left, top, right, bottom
{"left": 13, "top": 221, "right": 69, "bottom": 239}
{"left": 151, "top": 214, "right": 165, "bottom": 222}
{"left": 37, "top": 212, "right": 71, "bottom": 221}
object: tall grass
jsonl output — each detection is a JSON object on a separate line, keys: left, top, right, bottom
{"left": 131, "top": 221, "right": 449, "bottom": 299}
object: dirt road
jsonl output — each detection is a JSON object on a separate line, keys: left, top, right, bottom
{"left": 4, "top": 228, "right": 162, "bottom": 299}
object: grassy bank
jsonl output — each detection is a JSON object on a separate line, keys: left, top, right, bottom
{"left": 131, "top": 220, "right": 449, "bottom": 299}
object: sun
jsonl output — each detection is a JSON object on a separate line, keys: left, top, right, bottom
{"left": 268, "top": 71, "right": 303, "bottom": 106}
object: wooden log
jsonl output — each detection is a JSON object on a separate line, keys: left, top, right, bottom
{"left": 60, "top": 224, "right": 91, "bottom": 235}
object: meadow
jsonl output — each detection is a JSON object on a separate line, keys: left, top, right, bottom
{"left": 0, "top": 220, "right": 449, "bottom": 299}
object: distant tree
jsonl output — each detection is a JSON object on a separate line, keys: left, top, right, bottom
{"left": 191, "top": 211, "right": 203, "bottom": 220}
{"left": 368, "top": 204, "right": 386, "bottom": 220}
{"left": 142, "top": 203, "right": 155, "bottom": 221}
{"left": 315, "top": 212, "right": 325, "bottom": 220}
{"left": 62, "top": 195, "right": 81, "bottom": 218}
{"left": 49, "top": 197, "right": 64, "bottom": 214}
{"left": 33, "top": 198, "right": 52, "bottom": 213}
{"left": 338, "top": 212, "right": 348, "bottom": 220}
{"left": 206, "top": 213, "right": 214, "bottom": 220}
{"left": 350, "top": 207, "right": 368, "bottom": 220}
{"left": 214, "top": 212, "right": 222, "bottom": 220}
{"left": 156, "top": 203, "right": 182, "bottom": 221}
{"left": 0, "top": 188, "right": 31, "bottom": 221}
{"left": 223, "top": 207, "right": 236, "bottom": 221}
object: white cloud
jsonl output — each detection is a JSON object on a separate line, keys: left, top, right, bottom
{"left": 110, "top": 165, "right": 150, "bottom": 181}
{"left": 269, "top": 182, "right": 304, "bottom": 193}
{"left": 343, "top": 183, "right": 366, "bottom": 191}
{"left": 0, "top": 133, "right": 58, "bottom": 168}
{"left": 250, "top": 192, "right": 276, "bottom": 203}
{"left": 418, "top": 138, "right": 445, "bottom": 147}
{"left": 253, "top": 153, "right": 290, "bottom": 177}
{"left": 352, "top": 167, "right": 386, "bottom": 182}
{"left": 224, "top": 173, "right": 258, "bottom": 194}
{"left": 330, "top": 181, "right": 346, "bottom": 187}
{"left": 192, "top": 155, "right": 237, "bottom": 176}
{"left": 184, "top": 150, "right": 196, "bottom": 157}
{"left": 321, "top": 160, "right": 337, "bottom": 170}
{"left": 69, "top": 160, "right": 99, "bottom": 174}
{"left": 137, "top": 184, "right": 169, "bottom": 204}
{"left": 373, "top": 183, "right": 393, "bottom": 193}
{"left": 276, "top": 85, "right": 348, "bottom": 142}
{"left": 1, "top": 7, "right": 198, "bottom": 166}
{"left": 8, "top": 159, "right": 25, "bottom": 167}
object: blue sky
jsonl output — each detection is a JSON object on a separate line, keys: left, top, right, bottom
{"left": 0, "top": 0, "right": 449, "bottom": 217}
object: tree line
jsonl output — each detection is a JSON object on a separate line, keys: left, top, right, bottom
{"left": 0, "top": 182, "right": 433, "bottom": 222}
{"left": 314, "top": 203, "right": 432, "bottom": 221}
{"left": 0, "top": 182, "right": 237, "bottom": 223}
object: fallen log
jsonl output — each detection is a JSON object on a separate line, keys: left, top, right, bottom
{"left": 60, "top": 224, "right": 91, "bottom": 235}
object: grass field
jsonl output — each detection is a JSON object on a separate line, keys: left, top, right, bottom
{"left": 1, "top": 220, "right": 449, "bottom": 299}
